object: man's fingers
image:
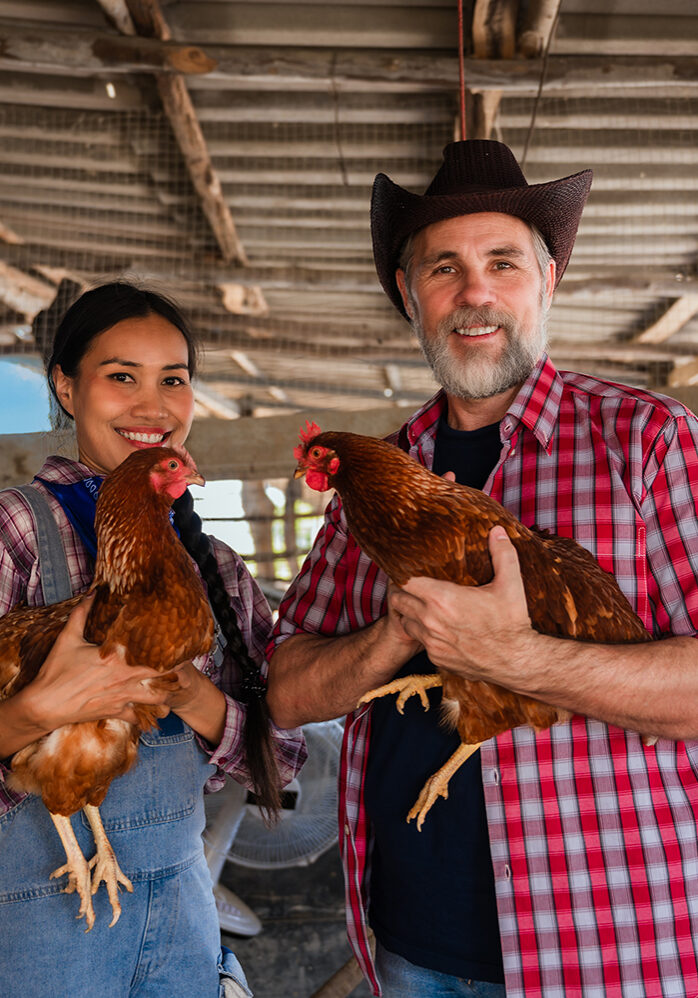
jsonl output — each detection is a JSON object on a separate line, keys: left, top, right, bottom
{"left": 488, "top": 526, "right": 528, "bottom": 604}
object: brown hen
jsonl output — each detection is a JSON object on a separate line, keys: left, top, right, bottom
{"left": 0, "top": 447, "right": 214, "bottom": 928}
{"left": 294, "top": 424, "right": 652, "bottom": 827}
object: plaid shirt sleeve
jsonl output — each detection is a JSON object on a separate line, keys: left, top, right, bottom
{"left": 640, "top": 410, "right": 698, "bottom": 635}
{"left": 199, "top": 537, "right": 307, "bottom": 792}
{"left": 270, "top": 493, "right": 387, "bottom": 654}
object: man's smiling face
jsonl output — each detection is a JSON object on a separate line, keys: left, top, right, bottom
{"left": 396, "top": 212, "right": 555, "bottom": 402}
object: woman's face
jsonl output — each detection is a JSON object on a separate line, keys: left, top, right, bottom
{"left": 52, "top": 314, "right": 195, "bottom": 477}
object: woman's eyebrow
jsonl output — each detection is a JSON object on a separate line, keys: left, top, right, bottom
{"left": 98, "top": 357, "right": 188, "bottom": 371}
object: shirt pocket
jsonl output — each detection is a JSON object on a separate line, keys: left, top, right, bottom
{"left": 591, "top": 521, "right": 650, "bottom": 632}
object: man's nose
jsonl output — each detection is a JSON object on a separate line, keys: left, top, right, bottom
{"left": 453, "top": 270, "right": 495, "bottom": 309}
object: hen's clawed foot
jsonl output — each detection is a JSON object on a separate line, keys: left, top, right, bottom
{"left": 407, "top": 741, "right": 483, "bottom": 831}
{"left": 358, "top": 674, "right": 442, "bottom": 713}
{"left": 84, "top": 804, "right": 133, "bottom": 927}
{"left": 49, "top": 812, "right": 96, "bottom": 931}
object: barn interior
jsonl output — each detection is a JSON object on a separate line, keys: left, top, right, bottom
{"left": 0, "top": 1, "right": 696, "bottom": 995}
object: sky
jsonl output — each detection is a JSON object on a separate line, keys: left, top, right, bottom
{"left": 0, "top": 359, "right": 52, "bottom": 433}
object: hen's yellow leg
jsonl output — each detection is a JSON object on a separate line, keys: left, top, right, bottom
{"left": 83, "top": 804, "right": 133, "bottom": 927}
{"left": 48, "top": 812, "right": 96, "bottom": 931}
{"left": 358, "top": 674, "right": 442, "bottom": 713}
{"left": 407, "top": 741, "right": 482, "bottom": 831}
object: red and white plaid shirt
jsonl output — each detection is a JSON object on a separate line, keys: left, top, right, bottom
{"left": 0, "top": 455, "right": 306, "bottom": 816}
{"left": 271, "top": 355, "right": 698, "bottom": 998}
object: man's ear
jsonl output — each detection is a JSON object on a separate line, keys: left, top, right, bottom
{"left": 396, "top": 269, "right": 414, "bottom": 320}
{"left": 51, "top": 365, "right": 75, "bottom": 417}
{"left": 543, "top": 259, "right": 556, "bottom": 311}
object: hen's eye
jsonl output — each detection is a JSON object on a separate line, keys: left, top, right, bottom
{"left": 168, "top": 460, "right": 179, "bottom": 471}
{"left": 311, "top": 447, "right": 322, "bottom": 458}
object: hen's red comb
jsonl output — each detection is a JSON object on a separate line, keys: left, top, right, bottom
{"left": 294, "top": 420, "right": 322, "bottom": 461}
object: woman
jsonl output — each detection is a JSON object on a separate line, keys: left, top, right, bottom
{"left": 0, "top": 282, "right": 306, "bottom": 997}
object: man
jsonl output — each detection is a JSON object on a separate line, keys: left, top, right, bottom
{"left": 267, "top": 141, "right": 698, "bottom": 997}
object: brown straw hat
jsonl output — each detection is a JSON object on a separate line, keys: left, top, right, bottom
{"left": 371, "top": 139, "right": 593, "bottom": 318}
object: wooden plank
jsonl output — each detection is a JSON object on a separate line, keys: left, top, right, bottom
{"left": 121, "top": 0, "right": 249, "bottom": 267}
{"left": 633, "top": 295, "right": 698, "bottom": 345}
{"left": 0, "top": 23, "right": 217, "bottom": 76}
{"left": 201, "top": 50, "right": 698, "bottom": 94}
{"left": 0, "top": 262, "right": 54, "bottom": 317}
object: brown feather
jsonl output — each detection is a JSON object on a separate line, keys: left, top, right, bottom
{"left": 299, "top": 431, "right": 651, "bottom": 744}
{"left": 1, "top": 447, "right": 214, "bottom": 816}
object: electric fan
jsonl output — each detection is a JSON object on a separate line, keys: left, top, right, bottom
{"left": 205, "top": 718, "right": 344, "bottom": 876}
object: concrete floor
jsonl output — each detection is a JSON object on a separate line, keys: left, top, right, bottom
{"left": 219, "top": 846, "right": 373, "bottom": 998}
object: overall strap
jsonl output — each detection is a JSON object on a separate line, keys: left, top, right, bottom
{"left": 8, "top": 485, "right": 74, "bottom": 605}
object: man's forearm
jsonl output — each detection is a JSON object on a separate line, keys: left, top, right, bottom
{"left": 506, "top": 631, "right": 698, "bottom": 741}
{"left": 267, "top": 615, "right": 418, "bottom": 728}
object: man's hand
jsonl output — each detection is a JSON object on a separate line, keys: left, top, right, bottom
{"left": 388, "top": 526, "right": 537, "bottom": 686}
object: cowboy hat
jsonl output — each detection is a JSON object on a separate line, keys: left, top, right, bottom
{"left": 371, "top": 139, "right": 593, "bottom": 318}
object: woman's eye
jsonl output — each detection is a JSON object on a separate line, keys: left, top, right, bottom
{"left": 108, "top": 371, "right": 133, "bottom": 382}
{"left": 163, "top": 376, "right": 187, "bottom": 386}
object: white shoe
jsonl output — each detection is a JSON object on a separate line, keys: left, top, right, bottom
{"left": 214, "top": 883, "right": 262, "bottom": 937}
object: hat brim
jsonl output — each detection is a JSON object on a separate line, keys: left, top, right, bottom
{"left": 371, "top": 169, "right": 593, "bottom": 318}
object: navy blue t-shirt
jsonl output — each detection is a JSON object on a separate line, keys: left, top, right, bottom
{"left": 364, "top": 417, "right": 505, "bottom": 982}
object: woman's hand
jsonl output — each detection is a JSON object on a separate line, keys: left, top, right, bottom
{"left": 161, "top": 660, "right": 228, "bottom": 745}
{"left": 28, "top": 595, "right": 177, "bottom": 730}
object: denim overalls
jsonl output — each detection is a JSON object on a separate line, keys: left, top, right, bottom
{"left": 0, "top": 486, "right": 252, "bottom": 998}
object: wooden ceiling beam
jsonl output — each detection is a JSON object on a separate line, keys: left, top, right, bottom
{"left": 632, "top": 295, "right": 698, "bottom": 345}
{"left": 1, "top": 25, "right": 695, "bottom": 95}
{"left": 0, "top": 22, "right": 216, "bottom": 76}
{"left": 91, "top": 0, "right": 249, "bottom": 268}
{"left": 0, "top": 262, "right": 55, "bottom": 318}
{"left": 518, "top": 0, "right": 561, "bottom": 58}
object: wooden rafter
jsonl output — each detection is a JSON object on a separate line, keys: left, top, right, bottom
{"left": 519, "top": 0, "right": 562, "bottom": 58}
{"left": 0, "top": 23, "right": 216, "bottom": 76}
{"left": 0, "top": 262, "right": 55, "bottom": 318}
{"left": 468, "top": 0, "right": 517, "bottom": 139}
{"left": 632, "top": 295, "right": 698, "bottom": 345}
{"left": 94, "top": 0, "right": 249, "bottom": 267}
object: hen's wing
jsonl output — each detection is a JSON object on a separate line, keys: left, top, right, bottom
{"left": 0, "top": 598, "right": 81, "bottom": 700}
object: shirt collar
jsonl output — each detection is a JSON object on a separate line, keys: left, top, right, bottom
{"left": 404, "top": 354, "right": 563, "bottom": 457}
{"left": 34, "top": 454, "right": 98, "bottom": 485}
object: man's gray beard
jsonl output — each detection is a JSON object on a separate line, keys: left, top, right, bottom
{"left": 412, "top": 305, "right": 548, "bottom": 401}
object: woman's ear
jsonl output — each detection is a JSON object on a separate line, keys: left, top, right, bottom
{"left": 51, "top": 365, "right": 75, "bottom": 417}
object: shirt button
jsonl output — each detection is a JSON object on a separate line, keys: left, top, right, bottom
{"left": 509, "top": 448, "right": 516, "bottom": 456}
{"left": 504, "top": 864, "right": 512, "bottom": 880}
{"left": 492, "top": 769, "right": 500, "bottom": 785}
{"left": 344, "top": 823, "right": 350, "bottom": 836}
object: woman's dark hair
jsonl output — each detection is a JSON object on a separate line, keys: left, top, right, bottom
{"left": 172, "top": 490, "right": 282, "bottom": 821}
{"left": 51, "top": 281, "right": 281, "bottom": 818}
{"left": 46, "top": 281, "right": 199, "bottom": 419}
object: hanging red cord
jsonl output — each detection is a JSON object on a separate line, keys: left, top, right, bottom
{"left": 457, "top": 0, "right": 467, "bottom": 139}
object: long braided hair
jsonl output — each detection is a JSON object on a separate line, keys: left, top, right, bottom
{"left": 172, "top": 488, "right": 281, "bottom": 821}
{"left": 47, "top": 280, "right": 281, "bottom": 818}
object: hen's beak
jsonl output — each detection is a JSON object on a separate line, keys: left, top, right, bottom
{"left": 184, "top": 469, "right": 205, "bottom": 488}
{"left": 294, "top": 466, "right": 306, "bottom": 480}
